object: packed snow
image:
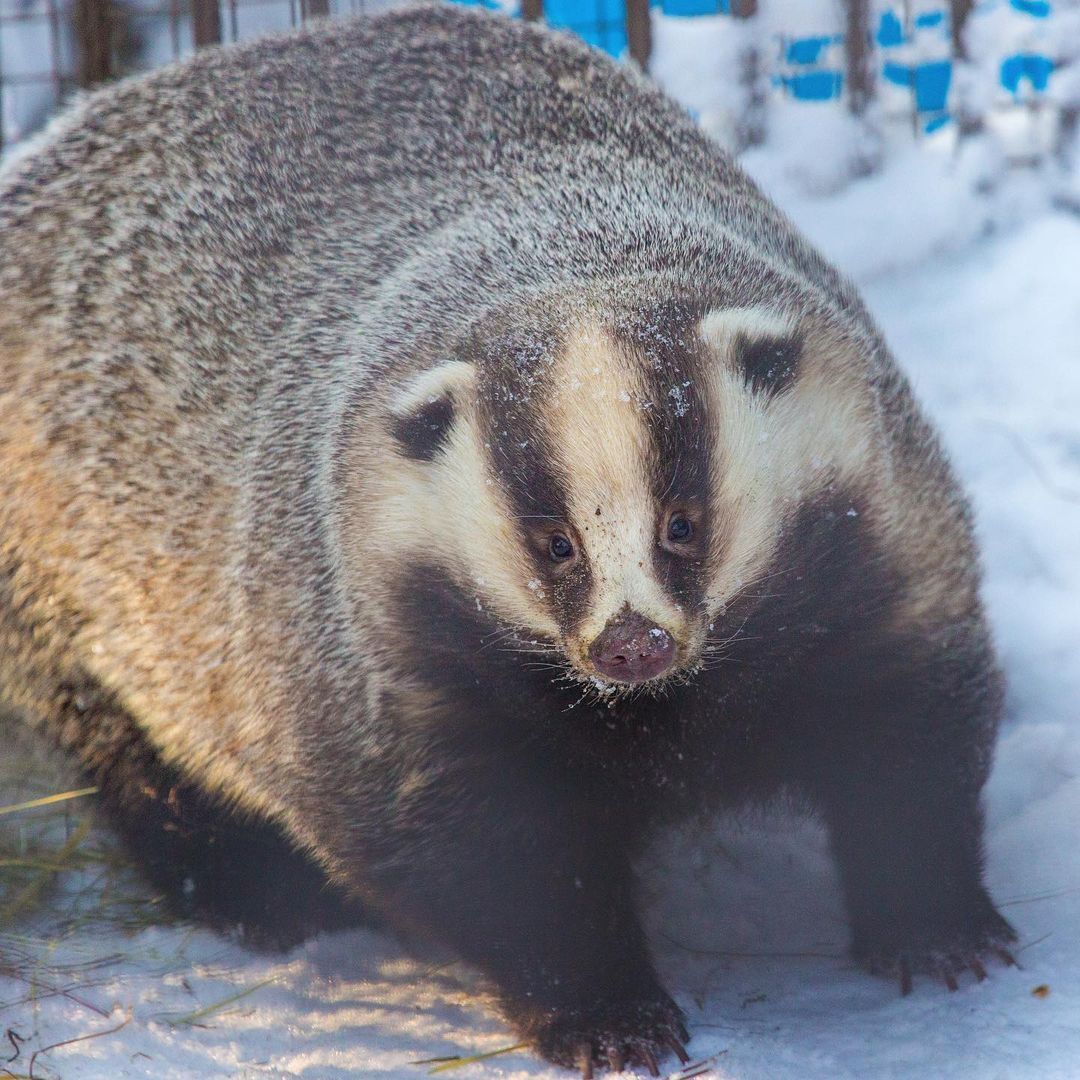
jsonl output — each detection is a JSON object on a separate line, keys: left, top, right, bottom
{"left": 3, "top": 13, "right": 1080, "bottom": 1080}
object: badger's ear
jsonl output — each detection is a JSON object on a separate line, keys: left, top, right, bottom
{"left": 389, "top": 361, "right": 475, "bottom": 462}
{"left": 700, "top": 307, "right": 802, "bottom": 397}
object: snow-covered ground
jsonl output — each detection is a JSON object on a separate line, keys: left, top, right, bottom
{"left": 3, "top": 30, "right": 1080, "bottom": 1080}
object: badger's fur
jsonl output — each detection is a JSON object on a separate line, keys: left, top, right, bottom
{"left": 0, "top": 6, "right": 1015, "bottom": 1073}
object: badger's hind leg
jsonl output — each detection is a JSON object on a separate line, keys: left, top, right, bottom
{"left": 0, "top": 560, "right": 366, "bottom": 947}
{"left": 44, "top": 676, "right": 369, "bottom": 949}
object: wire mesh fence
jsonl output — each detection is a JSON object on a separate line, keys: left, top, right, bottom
{"left": 0, "top": 0, "right": 402, "bottom": 148}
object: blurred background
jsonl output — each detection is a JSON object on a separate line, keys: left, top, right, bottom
{"left": 1, "top": 0, "right": 1078, "bottom": 195}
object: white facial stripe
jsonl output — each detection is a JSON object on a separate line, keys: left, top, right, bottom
{"left": 390, "top": 360, "right": 474, "bottom": 418}
{"left": 698, "top": 309, "right": 881, "bottom": 611}
{"left": 700, "top": 306, "right": 798, "bottom": 352}
{"left": 704, "top": 363, "right": 776, "bottom": 608}
{"left": 435, "top": 401, "right": 561, "bottom": 634}
{"left": 371, "top": 362, "right": 560, "bottom": 637}
{"left": 548, "top": 323, "right": 687, "bottom": 640}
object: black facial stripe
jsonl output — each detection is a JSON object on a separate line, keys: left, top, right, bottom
{"left": 472, "top": 321, "right": 594, "bottom": 632}
{"left": 615, "top": 299, "right": 714, "bottom": 509}
{"left": 739, "top": 332, "right": 802, "bottom": 397}
{"left": 391, "top": 562, "right": 578, "bottom": 724}
{"left": 613, "top": 300, "right": 715, "bottom": 615}
{"left": 391, "top": 395, "right": 456, "bottom": 461}
{"left": 550, "top": 558, "right": 594, "bottom": 633}
{"left": 706, "top": 487, "right": 897, "bottom": 682}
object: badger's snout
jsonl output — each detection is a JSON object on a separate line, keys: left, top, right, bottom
{"left": 588, "top": 609, "right": 676, "bottom": 684}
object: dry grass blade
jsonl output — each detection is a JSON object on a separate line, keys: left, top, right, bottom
{"left": 419, "top": 1042, "right": 529, "bottom": 1073}
{"left": 0, "top": 820, "right": 93, "bottom": 925}
{"left": 158, "top": 977, "right": 276, "bottom": 1027}
{"left": 0, "top": 789, "right": 99, "bottom": 820}
{"left": 26, "top": 1013, "right": 130, "bottom": 1079}
{"left": 668, "top": 1052, "right": 728, "bottom": 1080}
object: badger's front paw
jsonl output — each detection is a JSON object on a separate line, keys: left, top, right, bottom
{"left": 510, "top": 992, "right": 690, "bottom": 1077}
{"left": 856, "top": 898, "right": 1018, "bottom": 996}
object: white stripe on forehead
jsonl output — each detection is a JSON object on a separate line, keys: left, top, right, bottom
{"left": 546, "top": 322, "right": 682, "bottom": 634}
{"left": 699, "top": 305, "right": 798, "bottom": 351}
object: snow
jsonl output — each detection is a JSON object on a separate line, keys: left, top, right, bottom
{"left": 4, "top": 17, "right": 1080, "bottom": 1080}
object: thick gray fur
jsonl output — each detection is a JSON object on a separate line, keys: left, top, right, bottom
{"left": 0, "top": 6, "right": 1011, "bottom": 1072}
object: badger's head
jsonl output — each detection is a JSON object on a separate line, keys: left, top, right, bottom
{"left": 373, "top": 293, "right": 880, "bottom": 699}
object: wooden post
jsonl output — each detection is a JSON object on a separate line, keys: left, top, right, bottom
{"left": 46, "top": 0, "right": 65, "bottom": 100}
{"left": 1055, "top": 102, "right": 1078, "bottom": 170}
{"left": 730, "top": 0, "right": 761, "bottom": 146}
{"left": 193, "top": 0, "right": 222, "bottom": 48}
{"left": 73, "top": 0, "right": 114, "bottom": 87}
{"left": 521, "top": 0, "right": 543, "bottom": 22}
{"left": 950, "top": 0, "right": 975, "bottom": 61}
{"left": 625, "top": 0, "right": 651, "bottom": 70}
{"left": 844, "top": 0, "right": 873, "bottom": 116}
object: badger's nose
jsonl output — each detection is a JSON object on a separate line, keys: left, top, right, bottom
{"left": 588, "top": 610, "right": 676, "bottom": 684}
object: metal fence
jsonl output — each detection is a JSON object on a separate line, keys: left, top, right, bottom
{"left": 0, "top": 0, "right": 399, "bottom": 149}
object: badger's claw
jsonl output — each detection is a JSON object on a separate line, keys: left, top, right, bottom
{"left": 859, "top": 900, "right": 1018, "bottom": 998}
{"left": 521, "top": 993, "right": 689, "bottom": 1076}
{"left": 887, "top": 943, "right": 1017, "bottom": 997}
{"left": 900, "top": 956, "right": 913, "bottom": 995}
{"left": 666, "top": 1036, "right": 691, "bottom": 1065}
{"left": 995, "top": 946, "right": 1019, "bottom": 968}
{"left": 578, "top": 1045, "right": 595, "bottom": 1079}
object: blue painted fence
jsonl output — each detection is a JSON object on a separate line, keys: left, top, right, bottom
{"left": 449, "top": 0, "right": 1063, "bottom": 137}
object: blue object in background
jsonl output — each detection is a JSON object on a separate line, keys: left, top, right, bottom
{"left": 654, "top": 0, "right": 793, "bottom": 18}
{"left": 779, "top": 71, "right": 844, "bottom": 102}
{"left": 785, "top": 34, "right": 842, "bottom": 66}
{"left": 446, "top": 0, "right": 1043, "bottom": 114}
{"left": 914, "top": 60, "right": 952, "bottom": 111}
{"left": 914, "top": 10, "right": 946, "bottom": 29}
{"left": 1010, "top": 0, "right": 1051, "bottom": 17}
{"left": 450, "top": 0, "right": 630, "bottom": 55}
{"left": 658, "top": 0, "right": 726, "bottom": 16}
{"left": 878, "top": 7, "right": 949, "bottom": 46}
{"left": 876, "top": 10, "right": 906, "bottom": 46}
{"left": 545, "top": 0, "right": 627, "bottom": 55}
{"left": 1000, "top": 52, "right": 1054, "bottom": 94}
{"left": 883, "top": 61, "right": 914, "bottom": 87}
{"left": 883, "top": 59, "right": 952, "bottom": 112}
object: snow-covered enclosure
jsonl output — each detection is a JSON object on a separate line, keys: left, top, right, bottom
{"left": 2, "top": 5, "right": 1079, "bottom": 1079}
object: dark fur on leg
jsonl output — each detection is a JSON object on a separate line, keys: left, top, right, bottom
{"left": 794, "top": 624, "right": 1016, "bottom": 992}
{"left": 359, "top": 753, "right": 686, "bottom": 1072}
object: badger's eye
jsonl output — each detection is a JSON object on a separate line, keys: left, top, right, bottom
{"left": 549, "top": 533, "right": 575, "bottom": 562}
{"left": 667, "top": 513, "right": 694, "bottom": 543}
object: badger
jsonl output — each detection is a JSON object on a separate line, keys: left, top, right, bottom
{"left": 0, "top": 5, "right": 1016, "bottom": 1074}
